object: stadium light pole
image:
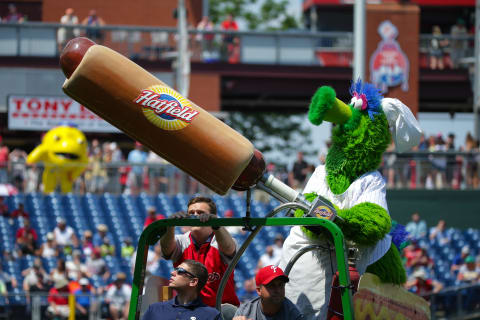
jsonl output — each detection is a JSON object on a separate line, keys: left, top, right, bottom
{"left": 176, "top": 0, "right": 190, "bottom": 97}
{"left": 474, "top": 0, "right": 480, "bottom": 140}
{"left": 353, "top": 0, "right": 366, "bottom": 81}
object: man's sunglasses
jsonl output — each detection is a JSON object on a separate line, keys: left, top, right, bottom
{"left": 174, "top": 267, "right": 197, "bottom": 279}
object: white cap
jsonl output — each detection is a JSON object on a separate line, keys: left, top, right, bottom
{"left": 79, "top": 278, "right": 89, "bottom": 285}
{"left": 382, "top": 98, "right": 423, "bottom": 153}
{"left": 412, "top": 268, "right": 427, "bottom": 280}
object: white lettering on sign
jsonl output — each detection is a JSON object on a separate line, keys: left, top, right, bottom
{"left": 7, "top": 95, "right": 119, "bottom": 133}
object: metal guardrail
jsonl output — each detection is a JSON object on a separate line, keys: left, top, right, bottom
{"left": 0, "top": 22, "right": 475, "bottom": 67}
{"left": 0, "top": 22, "right": 352, "bottom": 66}
{"left": 1, "top": 150, "right": 480, "bottom": 196}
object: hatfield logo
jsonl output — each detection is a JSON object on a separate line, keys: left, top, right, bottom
{"left": 370, "top": 20, "right": 409, "bottom": 92}
{"left": 133, "top": 85, "right": 198, "bottom": 130}
{"left": 313, "top": 206, "right": 334, "bottom": 220}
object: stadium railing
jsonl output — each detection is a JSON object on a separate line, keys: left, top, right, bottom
{"left": 0, "top": 22, "right": 474, "bottom": 68}
{"left": 1, "top": 283, "right": 478, "bottom": 319}
{"left": 1, "top": 150, "right": 479, "bottom": 195}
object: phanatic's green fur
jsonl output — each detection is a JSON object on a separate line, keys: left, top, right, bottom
{"left": 366, "top": 245, "right": 407, "bottom": 284}
{"left": 295, "top": 194, "right": 391, "bottom": 246}
{"left": 303, "top": 85, "right": 406, "bottom": 285}
{"left": 308, "top": 86, "right": 336, "bottom": 126}
{"left": 327, "top": 108, "right": 390, "bottom": 194}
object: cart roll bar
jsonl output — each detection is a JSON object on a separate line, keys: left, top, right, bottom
{"left": 128, "top": 217, "right": 353, "bottom": 320}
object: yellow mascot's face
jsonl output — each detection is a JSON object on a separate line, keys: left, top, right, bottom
{"left": 33, "top": 126, "right": 88, "bottom": 167}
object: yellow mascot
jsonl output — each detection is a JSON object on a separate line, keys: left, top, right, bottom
{"left": 27, "top": 124, "right": 88, "bottom": 193}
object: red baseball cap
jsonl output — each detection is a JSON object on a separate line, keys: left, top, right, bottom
{"left": 255, "top": 265, "right": 289, "bottom": 286}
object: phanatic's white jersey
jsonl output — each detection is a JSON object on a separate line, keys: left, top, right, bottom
{"left": 279, "top": 165, "right": 392, "bottom": 320}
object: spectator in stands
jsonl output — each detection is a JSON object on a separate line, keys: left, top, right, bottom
{"left": 146, "top": 150, "right": 168, "bottom": 194}
{"left": 220, "top": 14, "right": 239, "bottom": 62}
{"left": 429, "top": 219, "right": 450, "bottom": 245}
{"left": 404, "top": 239, "right": 427, "bottom": 269}
{"left": 9, "top": 148, "right": 27, "bottom": 192}
{"left": 405, "top": 212, "right": 427, "bottom": 240}
{"left": 130, "top": 244, "right": 162, "bottom": 278}
{"left": 405, "top": 268, "right": 443, "bottom": 300}
{"left": 464, "top": 132, "right": 479, "bottom": 188}
{"left": 457, "top": 256, "right": 480, "bottom": 311}
{"left": 196, "top": 15, "right": 215, "bottom": 61}
{"left": 457, "top": 256, "right": 480, "bottom": 284}
{"left": 66, "top": 250, "right": 88, "bottom": 281}
{"left": 0, "top": 196, "right": 9, "bottom": 217}
{"left": 429, "top": 25, "right": 448, "bottom": 70}
{"left": 450, "top": 18, "right": 468, "bottom": 69}
{"left": 86, "top": 150, "right": 107, "bottom": 194}
{"left": 105, "top": 272, "right": 131, "bottom": 320}
{"left": 451, "top": 245, "right": 471, "bottom": 273}
{"left": 39, "top": 232, "right": 60, "bottom": 258}
{"left": 23, "top": 262, "right": 50, "bottom": 305}
{"left": 272, "top": 234, "right": 284, "bottom": 260}
{"left": 10, "top": 202, "right": 29, "bottom": 220}
{"left": 99, "top": 237, "right": 115, "bottom": 257}
{"left": 121, "top": 237, "right": 134, "bottom": 258}
{"left": 2, "top": 4, "right": 25, "bottom": 23}
{"left": 74, "top": 277, "right": 94, "bottom": 320}
{"left": 237, "top": 278, "right": 257, "bottom": 303}
{"left": 144, "top": 206, "right": 165, "bottom": 228}
{"left": 0, "top": 138, "right": 9, "bottom": 183}
{"left": 142, "top": 260, "right": 220, "bottom": 320}
{"left": 93, "top": 223, "right": 113, "bottom": 247}
{"left": 257, "top": 246, "right": 279, "bottom": 270}
{"left": 15, "top": 218, "right": 38, "bottom": 256}
{"left": 50, "top": 258, "right": 69, "bottom": 285}
{"left": 127, "top": 141, "right": 148, "bottom": 195}
{"left": 86, "top": 248, "right": 110, "bottom": 282}
{"left": 233, "top": 265, "right": 303, "bottom": 320}
{"left": 82, "top": 9, "right": 106, "bottom": 44}
{"left": 57, "top": 8, "right": 79, "bottom": 52}
{"left": 53, "top": 218, "right": 78, "bottom": 254}
{"left": 160, "top": 196, "right": 240, "bottom": 307}
{"left": 289, "top": 151, "right": 309, "bottom": 191}
{"left": 81, "top": 230, "right": 94, "bottom": 258}
{"left": 0, "top": 263, "right": 17, "bottom": 304}
{"left": 26, "top": 271, "right": 49, "bottom": 304}
{"left": 46, "top": 276, "right": 70, "bottom": 319}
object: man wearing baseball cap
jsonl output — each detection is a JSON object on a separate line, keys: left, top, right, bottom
{"left": 233, "top": 265, "right": 303, "bottom": 320}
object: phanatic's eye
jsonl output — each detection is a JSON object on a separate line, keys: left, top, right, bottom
{"left": 350, "top": 97, "right": 363, "bottom": 110}
{"left": 53, "top": 135, "right": 61, "bottom": 142}
{"left": 77, "top": 138, "right": 84, "bottom": 145}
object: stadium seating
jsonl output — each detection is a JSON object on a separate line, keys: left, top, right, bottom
{"left": 1, "top": 193, "right": 479, "bottom": 305}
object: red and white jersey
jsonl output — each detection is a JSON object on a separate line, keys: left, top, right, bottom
{"left": 167, "top": 232, "right": 240, "bottom": 307}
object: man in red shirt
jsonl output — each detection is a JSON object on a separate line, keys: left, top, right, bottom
{"left": 15, "top": 218, "right": 38, "bottom": 256}
{"left": 160, "top": 196, "right": 240, "bottom": 307}
{"left": 11, "top": 202, "right": 29, "bottom": 220}
{"left": 143, "top": 206, "right": 165, "bottom": 228}
{"left": 46, "top": 276, "right": 71, "bottom": 318}
{"left": 220, "top": 14, "right": 239, "bottom": 63}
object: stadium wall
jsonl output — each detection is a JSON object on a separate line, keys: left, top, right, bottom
{"left": 387, "top": 190, "right": 480, "bottom": 229}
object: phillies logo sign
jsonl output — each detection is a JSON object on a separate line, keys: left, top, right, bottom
{"left": 370, "top": 20, "right": 409, "bottom": 92}
{"left": 133, "top": 85, "right": 199, "bottom": 131}
{"left": 207, "top": 272, "right": 221, "bottom": 282}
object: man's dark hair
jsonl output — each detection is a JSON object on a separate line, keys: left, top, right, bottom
{"left": 187, "top": 196, "right": 217, "bottom": 216}
{"left": 183, "top": 259, "right": 208, "bottom": 291}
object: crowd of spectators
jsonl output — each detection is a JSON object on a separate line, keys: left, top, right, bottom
{"left": 404, "top": 212, "right": 480, "bottom": 314}
{"left": 56, "top": 8, "right": 106, "bottom": 51}
{"left": 1, "top": 132, "right": 480, "bottom": 196}
{"left": 1, "top": 190, "right": 479, "bottom": 318}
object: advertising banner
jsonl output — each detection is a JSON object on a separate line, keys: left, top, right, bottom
{"left": 8, "top": 95, "right": 119, "bottom": 132}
